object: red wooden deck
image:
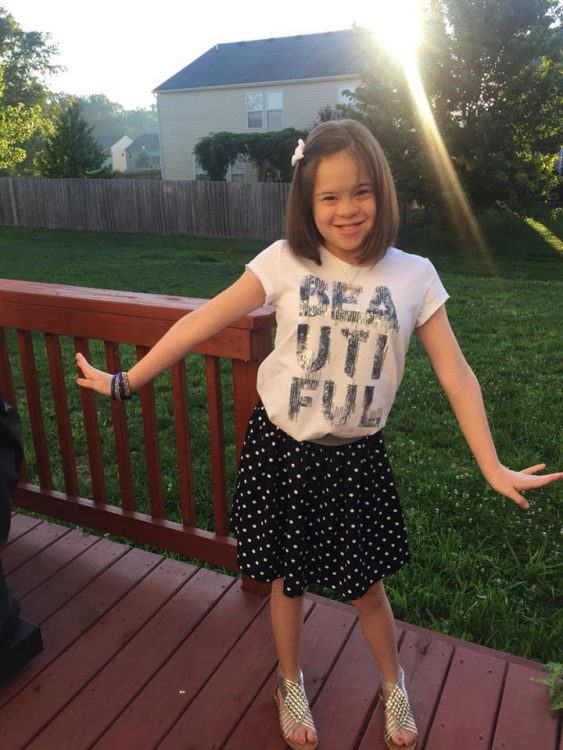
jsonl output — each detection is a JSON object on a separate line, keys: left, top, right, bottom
{"left": 1, "top": 513, "right": 559, "bottom": 750}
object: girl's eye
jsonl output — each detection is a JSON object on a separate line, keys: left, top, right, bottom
{"left": 322, "top": 196, "right": 336, "bottom": 202}
{"left": 357, "top": 188, "right": 372, "bottom": 197}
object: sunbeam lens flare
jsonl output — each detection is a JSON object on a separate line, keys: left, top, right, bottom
{"left": 363, "top": 0, "right": 492, "bottom": 266}
{"left": 372, "top": 0, "right": 422, "bottom": 63}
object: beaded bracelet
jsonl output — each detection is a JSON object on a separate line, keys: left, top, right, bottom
{"left": 110, "top": 371, "right": 132, "bottom": 401}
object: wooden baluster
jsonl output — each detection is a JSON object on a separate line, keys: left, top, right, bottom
{"left": 136, "top": 346, "right": 164, "bottom": 519}
{"left": 205, "top": 355, "right": 228, "bottom": 536}
{"left": 231, "top": 359, "right": 260, "bottom": 460}
{"left": 45, "top": 333, "right": 79, "bottom": 497}
{"left": 171, "top": 359, "right": 195, "bottom": 527}
{"left": 0, "top": 328, "right": 28, "bottom": 482}
{"left": 232, "top": 326, "right": 273, "bottom": 596}
{"left": 231, "top": 325, "right": 273, "bottom": 457}
{"left": 74, "top": 338, "right": 106, "bottom": 503}
{"left": 16, "top": 330, "right": 52, "bottom": 489}
{"left": 104, "top": 341, "right": 135, "bottom": 511}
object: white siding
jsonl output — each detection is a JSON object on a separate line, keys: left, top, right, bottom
{"left": 111, "top": 136, "right": 133, "bottom": 172}
{"left": 157, "top": 76, "right": 359, "bottom": 181}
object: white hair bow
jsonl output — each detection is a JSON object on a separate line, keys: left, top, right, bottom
{"left": 291, "top": 139, "right": 306, "bottom": 167}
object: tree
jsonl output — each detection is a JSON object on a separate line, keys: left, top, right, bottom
{"left": 0, "top": 68, "right": 41, "bottom": 169}
{"left": 347, "top": 1, "right": 563, "bottom": 210}
{"left": 313, "top": 104, "right": 346, "bottom": 125}
{"left": 38, "top": 100, "right": 107, "bottom": 177}
{"left": 65, "top": 94, "right": 158, "bottom": 140}
{"left": 123, "top": 104, "right": 158, "bottom": 139}
{"left": 135, "top": 147, "right": 152, "bottom": 168}
{"left": 194, "top": 132, "right": 246, "bottom": 180}
{"left": 246, "top": 129, "right": 309, "bottom": 181}
{"left": 0, "top": 6, "right": 58, "bottom": 109}
{"left": 194, "top": 128, "right": 309, "bottom": 181}
{"left": 0, "top": 6, "right": 60, "bottom": 172}
{"left": 69, "top": 94, "right": 126, "bottom": 138}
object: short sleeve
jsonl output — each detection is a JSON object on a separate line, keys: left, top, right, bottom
{"left": 416, "top": 259, "right": 449, "bottom": 327}
{"left": 246, "top": 240, "right": 284, "bottom": 305}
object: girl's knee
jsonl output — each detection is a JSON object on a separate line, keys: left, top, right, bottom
{"left": 271, "top": 577, "right": 307, "bottom": 599}
{"left": 350, "top": 580, "right": 387, "bottom": 613}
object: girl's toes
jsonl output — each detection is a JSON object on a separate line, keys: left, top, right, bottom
{"left": 289, "top": 726, "right": 306, "bottom": 745}
{"left": 392, "top": 728, "right": 416, "bottom": 747}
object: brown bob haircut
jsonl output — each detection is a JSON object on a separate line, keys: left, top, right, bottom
{"left": 285, "top": 119, "right": 399, "bottom": 265}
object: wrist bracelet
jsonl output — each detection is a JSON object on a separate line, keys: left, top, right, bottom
{"left": 111, "top": 371, "right": 132, "bottom": 401}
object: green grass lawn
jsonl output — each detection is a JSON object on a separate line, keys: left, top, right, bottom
{"left": 0, "top": 205, "right": 561, "bottom": 663}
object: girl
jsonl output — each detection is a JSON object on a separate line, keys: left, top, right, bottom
{"left": 76, "top": 120, "right": 562, "bottom": 750}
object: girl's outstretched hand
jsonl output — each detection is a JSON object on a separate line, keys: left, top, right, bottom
{"left": 75, "top": 352, "right": 113, "bottom": 398}
{"left": 485, "top": 463, "right": 563, "bottom": 510}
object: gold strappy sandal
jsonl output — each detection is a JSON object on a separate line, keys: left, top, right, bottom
{"left": 381, "top": 667, "right": 418, "bottom": 750}
{"left": 274, "top": 669, "right": 319, "bottom": 750}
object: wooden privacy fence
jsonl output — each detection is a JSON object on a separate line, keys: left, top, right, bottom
{"left": 0, "top": 177, "right": 291, "bottom": 240}
{"left": 0, "top": 278, "right": 275, "bottom": 591}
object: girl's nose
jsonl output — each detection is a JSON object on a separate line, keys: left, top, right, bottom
{"left": 338, "top": 197, "right": 359, "bottom": 216}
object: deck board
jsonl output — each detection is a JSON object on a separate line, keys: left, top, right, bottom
{"left": 92, "top": 573, "right": 266, "bottom": 749}
{"left": 1, "top": 515, "right": 559, "bottom": 750}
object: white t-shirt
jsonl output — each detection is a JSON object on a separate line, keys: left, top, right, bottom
{"left": 248, "top": 240, "right": 449, "bottom": 444}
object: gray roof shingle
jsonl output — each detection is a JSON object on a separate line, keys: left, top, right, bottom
{"left": 154, "top": 29, "right": 365, "bottom": 93}
{"left": 127, "top": 134, "right": 160, "bottom": 150}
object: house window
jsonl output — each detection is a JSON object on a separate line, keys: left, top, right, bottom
{"left": 266, "top": 91, "right": 283, "bottom": 128}
{"left": 246, "top": 91, "right": 283, "bottom": 129}
{"left": 246, "top": 93, "right": 263, "bottom": 128}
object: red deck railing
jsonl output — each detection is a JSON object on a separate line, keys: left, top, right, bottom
{"left": 0, "top": 278, "right": 275, "bottom": 593}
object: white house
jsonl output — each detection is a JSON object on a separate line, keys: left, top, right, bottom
{"left": 153, "top": 29, "right": 368, "bottom": 182}
{"left": 111, "top": 136, "right": 134, "bottom": 172}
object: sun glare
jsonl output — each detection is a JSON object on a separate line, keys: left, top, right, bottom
{"left": 372, "top": 0, "right": 422, "bottom": 64}
{"left": 365, "top": 0, "right": 491, "bottom": 263}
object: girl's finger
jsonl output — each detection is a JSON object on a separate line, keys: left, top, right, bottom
{"left": 508, "top": 490, "right": 529, "bottom": 510}
{"left": 522, "top": 471, "right": 563, "bottom": 488}
{"left": 76, "top": 354, "right": 99, "bottom": 380}
{"left": 521, "top": 463, "right": 546, "bottom": 475}
{"left": 75, "top": 353, "right": 89, "bottom": 372}
{"left": 76, "top": 377, "right": 96, "bottom": 391}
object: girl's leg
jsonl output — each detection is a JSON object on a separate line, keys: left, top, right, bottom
{"left": 351, "top": 580, "right": 417, "bottom": 747}
{"left": 270, "top": 578, "right": 317, "bottom": 746}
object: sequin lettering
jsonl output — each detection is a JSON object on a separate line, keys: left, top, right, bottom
{"left": 365, "top": 287, "right": 399, "bottom": 331}
{"left": 322, "top": 381, "right": 357, "bottom": 427}
{"left": 332, "top": 282, "right": 361, "bottom": 323}
{"left": 288, "top": 275, "right": 401, "bottom": 429}
{"left": 359, "top": 386, "right": 383, "bottom": 428}
{"left": 297, "top": 324, "right": 331, "bottom": 371}
{"left": 371, "top": 334, "right": 388, "bottom": 380}
{"left": 288, "top": 377, "right": 319, "bottom": 421}
{"left": 299, "top": 275, "right": 329, "bottom": 317}
{"left": 340, "top": 328, "right": 370, "bottom": 378}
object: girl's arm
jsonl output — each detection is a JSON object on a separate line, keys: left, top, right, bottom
{"left": 415, "top": 305, "right": 563, "bottom": 509}
{"left": 76, "top": 269, "right": 266, "bottom": 396}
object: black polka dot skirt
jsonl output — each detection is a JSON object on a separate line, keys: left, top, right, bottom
{"left": 231, "top": 402, "right": 409, "bottom": 600}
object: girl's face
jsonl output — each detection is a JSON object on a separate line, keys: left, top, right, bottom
{"left": 311, "top": 150, "right": 376, "bottom": 264}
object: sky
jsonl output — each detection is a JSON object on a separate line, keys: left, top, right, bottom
{"left": 3, "top": 0, "right": 379, "bottom": 110}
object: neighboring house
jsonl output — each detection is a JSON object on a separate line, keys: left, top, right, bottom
{"left": 96, "top": 135, "right": 133, "bottom": 172}
{"left": 97, "top": 135, "right": 122, "bottom": 169}
{"left": 123, "top": 134, "right": 161, "bottom": 170}
{"left": 111, "top": 136, "right": 134, "bottom": 171}
{"left": 153, "top": 29, "right": 367, "bottom": 181}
